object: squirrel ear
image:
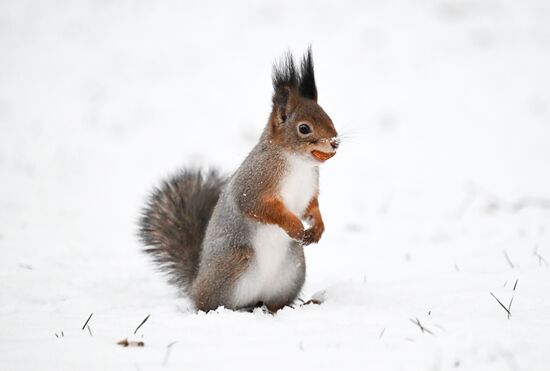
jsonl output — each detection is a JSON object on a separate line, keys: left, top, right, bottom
{"left": 273, "top": 86, "right": 299, "bottom": 124}
{"left": 272, "top": 52, "right": 299, "bottom": 124}
{"left": 298, "top": 47, "right": 317, "bottom": 102}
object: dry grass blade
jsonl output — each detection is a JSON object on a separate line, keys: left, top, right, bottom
{"left": 87, "top": 325, "right": 93, "bottom": 336}
{"left": 490, "top": 292, "right": 511, "bottom": 317}
{"left": 507, "top": 296, "right": 514, "bottom": 320}
{"left": 409, "top": 318, "right": 434, "bottom": 335}
{"left": 134, "top": 314, "right": 151, "bottom": 335}
{"left": 503, "top": 251, "right": 515, "bottom": 269}
{"left": 534, "top": 247, "right": 549, "bottom": 267}
{"left": 513, "top": 279, "right": 518, "bottom": 291}
{"left": 82, "top": 313, "right": 93, "bottom": 330}
{"left": 162, "top": 341, "right": 177, "bottom": 367}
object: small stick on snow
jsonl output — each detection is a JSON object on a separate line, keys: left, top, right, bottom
{"left": 162, "top": 341, "right": 177, "bottom": 367}
{"left": 513, "top": 279, "right": 518, "bottom": 291}
{"left": 490, "top": 292, "right": 511, "bottom": 317}
{"left": 534, "top": 247, "right": 549, "bottom": 267}
{"left": 507, "top": 297, "right": 514, "bottom": 320}
{"left": 87, "top": 325, "right": 93, "bottom": 337}
{"left": 117, "top": 338, "right": 144, "bottom": 347}
{"left": 503, "top": 251, "right": 515, "bottom": 269}
{"left": 134, "top": 314, "right": 151, "bottom": 335}
{"left": 82, "top": 313, "right": 93, "bottom": 330}
{"left": 409, "top": 318, "right": 434, "bottom": 335}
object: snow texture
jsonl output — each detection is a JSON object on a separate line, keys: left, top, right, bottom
{"left": 1, "top": 1, "right": 550, "bottom": 370}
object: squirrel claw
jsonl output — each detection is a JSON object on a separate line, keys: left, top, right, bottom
{"left": 302, "top": 225, "right": 324, "bottom": 245}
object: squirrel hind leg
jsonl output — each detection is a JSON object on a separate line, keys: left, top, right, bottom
{"left": 191, "top": 245, "right": 254, "bottom": 312}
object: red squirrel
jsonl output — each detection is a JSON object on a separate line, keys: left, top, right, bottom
{"left": 139, "top": 49, "right": 339, "bottom": 312}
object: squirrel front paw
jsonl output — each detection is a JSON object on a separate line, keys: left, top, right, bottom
{"left": 286, "top": 220, "right": 305, "bottom": 242}
{"left": 303, "top": 223, "right": 325, "bottom": 245}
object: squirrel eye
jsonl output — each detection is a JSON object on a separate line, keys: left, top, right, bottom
{"left": 298, "top": 123, "right": 312, "bottom": 135}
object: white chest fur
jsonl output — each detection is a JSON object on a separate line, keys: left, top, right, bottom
{"left": 279, "top": 154, "right": 319, "bottom": 216}
{"left": 232, "top": 155, "right": 318, "bottom": 307}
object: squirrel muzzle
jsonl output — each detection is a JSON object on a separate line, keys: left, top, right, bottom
{"left": 311, "top": 137, "right": 339, "bottom": 162}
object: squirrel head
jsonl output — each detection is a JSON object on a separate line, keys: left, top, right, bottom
{"left": 268, "top": 48, "right": 339, "bottom": 164}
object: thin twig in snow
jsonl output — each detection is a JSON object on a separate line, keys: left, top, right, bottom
{"left": 409, "top": 318, "right": 434, "bottom": 335}
{"left": 117, "top": 338, "right": 144, "bottom": 347}
{"left": 82, "top": 313, "right": 93, "bottom": 330}
{"left": 162, "top": 341, "right": 177, "bottom": 367}
{"left": 507, "top": 297, "right": 514, "bottom": 320}
{"left": 87, "top": 325, "right": 93, "bottom": 337}
{"left": 503, "top": 250, "right": 515, "bottom": 269}
{"left": 513, "top": 279, "right": 518, "bottom": 291}
{"left": 134, "top": 314, "right": 151, "bottom": 335}
{"left": 490, "top": 292, "right": 511, "bottom": 317}
{"left": 534, "top": 247, "right": 549, "bottom": 267}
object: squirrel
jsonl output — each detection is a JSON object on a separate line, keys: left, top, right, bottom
{"left": 139, "top": 49, "right": 339, "bottom": 312}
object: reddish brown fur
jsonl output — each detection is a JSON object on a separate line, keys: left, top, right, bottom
{"left": 268, "top": 97, "right": 337, "bottom": 159}
{"left": 303, "top": 196, "right": 325, "bottom": 244}
{"left": 246, "top": 194, "right": 305, "bottom": 241}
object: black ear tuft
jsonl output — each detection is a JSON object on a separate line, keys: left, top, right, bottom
{"left": 272, "top": 51, "right": 298, "bottom": 93}
{"left": 298, "top": 47, "right": 317, "bottom": 101}
{"left": 272, "top": 52, "right": 299, "bottom": 122}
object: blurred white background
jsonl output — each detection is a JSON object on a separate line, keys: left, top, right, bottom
{"left": 1, "top": 1, "right": 549, "bottom": 370}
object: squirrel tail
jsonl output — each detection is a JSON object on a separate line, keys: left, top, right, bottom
{"left": 139, "top": 168, "right": 226, "bottom": 294}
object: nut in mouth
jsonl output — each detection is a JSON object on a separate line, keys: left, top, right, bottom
{"left": 311, "top": 150, "right": 336, "bottom": 162}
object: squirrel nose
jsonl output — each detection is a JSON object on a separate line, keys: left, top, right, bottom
{"left": 330, "top": 137, "right": 340, "bottom": 150}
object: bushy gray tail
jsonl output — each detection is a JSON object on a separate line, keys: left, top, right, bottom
{"left": 139, "top": 169, "right": 226, "bottom": 293}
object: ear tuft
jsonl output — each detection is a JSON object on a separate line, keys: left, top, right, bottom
{"left": 272, "top": 51, "right": 298, "bottom": 94}
{"left": 298, "top": 47, "right": 317, "bottom": 101}
{"left": 271, "top": 48, "right": 318, "bottom": 123}
{"left": 272, "top": 52, "right": 299, "bottom": 123}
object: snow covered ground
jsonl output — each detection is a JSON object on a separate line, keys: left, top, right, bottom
{"left": 1, "top": 0, "right": 550, "bottom": 370}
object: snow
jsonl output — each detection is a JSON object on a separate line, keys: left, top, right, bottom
{"left": 1, "top": 0, "right": 550, "bottom": 370}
